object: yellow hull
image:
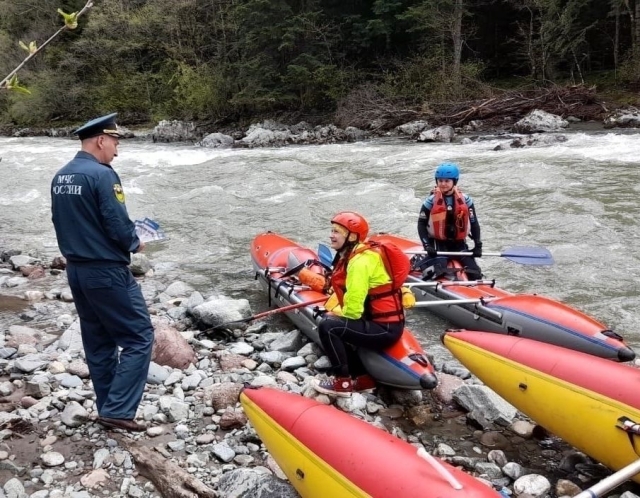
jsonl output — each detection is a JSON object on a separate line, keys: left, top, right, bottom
{"left": 240, "top": 391, "right": 370, "bottom": 497}
{"left": 240, "top": 387, "right": 501, "bottom": 497}
{"left": 443, "top": 332, "right": 640, "bottom": 483}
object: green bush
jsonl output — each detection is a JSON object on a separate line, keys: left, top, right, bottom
{"left": 170, "top": 63, "right": 232, "bottom": 120}
{"left": 93, "top": 71, "right": 167, "bottom": 122}
{"left": 7, "top": 70, "right": 91, "bottom": 126}
{"left": 379, "top": 54, "right": 487, "bottom": 102}
{"left": 617, "top": 55, "right": 640, "bottom": 86}
{"left": 282, "top": 54, "right": 354, "bottom": 110}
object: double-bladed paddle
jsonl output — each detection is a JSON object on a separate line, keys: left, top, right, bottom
{"left": 405, "top": 279, "right": 496, "bottom": 288}
{"left": 406, "top": 246, "right": 554, "bottom": 266}
{"left": 204, "top": 297, "right": 327, "bottom": 332}
{"left": 323, "top": 241, "right": 552, "bottom": 266}
{"left": 413, "top": 298, "right": 491, "bottom": 308}
{"left": 318, "top": 243, "right": 334, "bottom": 268}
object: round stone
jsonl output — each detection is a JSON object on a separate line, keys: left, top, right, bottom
{"left": 41, "top": 452, "right": 65, "bottom": 467}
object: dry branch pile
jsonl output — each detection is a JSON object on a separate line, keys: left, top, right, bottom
{"left": 334, "top": 85, "right": 421, "bottom": 130}
{"left": 334, "top": 84, "right": 610, "bottom": 131}
{"left": 431, "top": 85, "right": 609, "bottom": 126}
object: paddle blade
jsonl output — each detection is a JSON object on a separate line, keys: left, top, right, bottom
{"left": 318, "top": 244, "right": 334, "bottom": 268}
{"left": 500, "top": 246, "right": 554, "bottom": 265}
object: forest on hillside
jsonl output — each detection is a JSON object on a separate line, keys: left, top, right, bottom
{"left": 1, "top": 0, "right": 640, "bottom": 128}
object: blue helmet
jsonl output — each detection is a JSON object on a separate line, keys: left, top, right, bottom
{"left": 434, "top": 162, "right": 460, "bottom": 184}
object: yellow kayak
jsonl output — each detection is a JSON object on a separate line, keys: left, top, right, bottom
{"left": 240, "top": 386, "right": 502, "bottom": 497}
{"left": 443, "top": 330, "right": 640, "bottom": 483}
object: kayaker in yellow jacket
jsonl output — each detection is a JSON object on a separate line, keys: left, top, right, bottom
{"left": 313, "top": 211, "right": 404, "bottom": 397}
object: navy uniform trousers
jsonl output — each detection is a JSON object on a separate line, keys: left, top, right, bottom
{"left": 66, "top": 263, "right": 154, "bottom": 420}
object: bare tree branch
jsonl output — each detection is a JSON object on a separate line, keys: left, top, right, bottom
{"left": 0, "top": 0, "right": 94, "bottom": 90}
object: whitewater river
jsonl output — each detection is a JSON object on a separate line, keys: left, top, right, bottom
{"left": 1, "top": 130, "right": 640, "bottom": 359}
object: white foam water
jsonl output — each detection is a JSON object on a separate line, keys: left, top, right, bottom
{"left": 1, "top": 131, "right": 640, "bottom": 349}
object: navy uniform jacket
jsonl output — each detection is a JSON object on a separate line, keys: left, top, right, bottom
{"left": 51, "top": 151, "right": 140, "bottom": 265}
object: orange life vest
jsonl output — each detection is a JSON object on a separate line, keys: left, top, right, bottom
{"left": 330, "top": 242, "right": 406, "bottom": 323}
{"left": 429, "top": 187, "right": 469, "bottom": 241}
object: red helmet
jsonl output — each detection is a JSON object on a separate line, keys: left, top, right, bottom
{"left": 331, "top": 211, "right": 369, "bottom": 242}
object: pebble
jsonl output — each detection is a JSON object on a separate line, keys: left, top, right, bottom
{"left": 146, "top": 426, "right": 163, "bottom": 437}
{"left": 41, "top": 452, "right": 65, "bottom": 467}
{"left": 196, "top": 433, "right": 216, "bottom": 444}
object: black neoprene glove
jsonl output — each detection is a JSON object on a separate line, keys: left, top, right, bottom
{"left": 472, "top": 241, "right": 483, "bottom": 258}
{"left": 424, "top": 245, "right": 437, "bottom": 258}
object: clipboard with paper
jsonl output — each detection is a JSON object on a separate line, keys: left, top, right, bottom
{"left": 134, "top": 217, "right": 168, "bottom": 243}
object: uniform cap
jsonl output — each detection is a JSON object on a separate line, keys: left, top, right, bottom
{"left": 73, "top": 113, "right": 122, "bottom": 140}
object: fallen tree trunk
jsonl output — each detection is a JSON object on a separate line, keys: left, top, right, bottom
{"left": 117, "top": 437, "right": 217, "bottom": 498}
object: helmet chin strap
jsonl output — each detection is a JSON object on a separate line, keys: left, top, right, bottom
{"left": 337, "top": 236, "right": 357, "bottom": 255}
{"left": 438, "top": 184, "right": 457, "bottom": 195}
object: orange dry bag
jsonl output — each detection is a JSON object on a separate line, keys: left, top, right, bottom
{"left": 299, "top": 267, "right": 327, "bottom": 292}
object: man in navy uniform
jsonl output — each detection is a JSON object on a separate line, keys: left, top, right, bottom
{"left": 51, "top": 113, "right": 154, "bottom": 432}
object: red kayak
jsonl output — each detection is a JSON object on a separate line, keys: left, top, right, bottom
{"left": 370, "top": 233, "right": 634, "bottom": 362}
{"left": 241, "top": 386, "right": 502, "bottom": 497}
{"left": 250, "top": 232, "right": 437, "bottom": 390}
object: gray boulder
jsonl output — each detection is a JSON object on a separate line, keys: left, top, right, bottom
{"left": 151, "top": 120, "right": 198, "bottom": 143}
{"left": 240, "top": 127, "right": 293, "bottom": 148}
{"left": 418, "top": 125, "right": 455, "bottom": 143}
{"left": 604, "top": 107, "right": 640, "bottom": 128}
{"left": 129, "top": 253, "right": 153, "bottom": 276}
{"left": 9, "top": 254, "right": 38, "bottom": 270}
{"left": 190, "top": 296, "right": 251, "bottom": 328}
{"left": 453, "top": 384, "right": 517, "bottom": 427}
{"left": 60, "top": 401, "right": 89, "bottom": 428}
{"left": 217, "top": 468, "right": 299, "bottom": 498}
{"left": 199, "top": 132, "right": 234, "bottom": 148}
{"left": 344, "top": 126, "right": 367, "bottom": 142}
{"left": 513, "top": 109, "right": 568, "bottom": 133}
{"left": 396, "top": 120, "right": 430, "bottom": 136}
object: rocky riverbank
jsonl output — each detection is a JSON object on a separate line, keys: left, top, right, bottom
{"left": 3, "top": 104, "right": 640, "bottom": 151}
{"left": 1, "top": 247, "right": 640, "bottom": 498}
